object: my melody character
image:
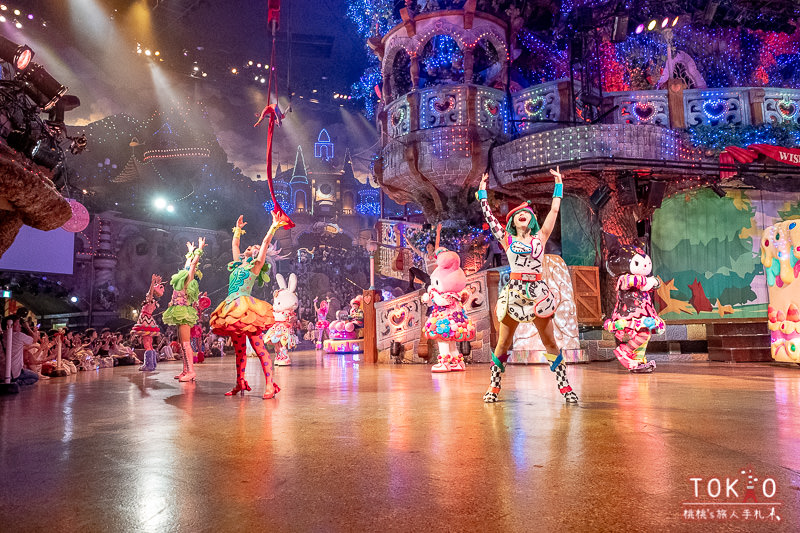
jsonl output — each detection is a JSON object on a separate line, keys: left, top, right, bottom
{"left": 603, "top": 240, "right": 665, "bottom": 373}
{"left": 266, "top": 273, "right": 299, "bottom": 366}
{"left": 314, "top": 297, "right": 330, "bottom": 350}
{"left": 422, "top": 249, "right": 476, "bottom": 372}
{"left": 133, "top": 274, "right": 165, "bottom": 371}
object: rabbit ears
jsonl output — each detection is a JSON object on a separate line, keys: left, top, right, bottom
{"left": 276, "top": 273, "right": 298, "bottom": 292}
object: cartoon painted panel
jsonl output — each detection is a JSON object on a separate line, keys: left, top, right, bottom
{"left": 651, "top": 189, "right": 800, "bottom": 322}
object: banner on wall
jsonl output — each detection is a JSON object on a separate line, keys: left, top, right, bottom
{"left": 721, "top": 145, "right": 800, "bottom": 178}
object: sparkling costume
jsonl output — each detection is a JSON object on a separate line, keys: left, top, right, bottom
{"left": 423, "top": 289, "right": 476, "bottom": 342}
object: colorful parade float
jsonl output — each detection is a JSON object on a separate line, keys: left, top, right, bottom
{"left": 346, "top": 0, "right": 800, "bottom": 366}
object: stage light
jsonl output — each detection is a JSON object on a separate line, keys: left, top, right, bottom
{"left": 672, "top": 16, "right": 680, "bottom": 26}
{"left": 19, "top": 62, "right": 67, "bottom": 110}
{"left": 661, "top": 17, "right": 669, "bottom": 28}
{"left": 136, "top": 48, "right": 142, "bottom": 54}
{"left": 0, "top": 6, "right": 6, "bottom": 11}
{"left": 231, "top": 67, "right": 237, "bottom": 74}
{"left": 260, "top": 77, "right": 265, "bottom": 83}
{"left": 153, "top": 197, "right": 167, "bottom": 209}
{"left": 12, "top": 9, "right": 18, "bottom": 15}
{"left": 70, "top": 296, "right": 78, "bottom": 303}
{"left": 26, "top": 14, "right": 32, "bottom": 20}
{"left": 647, "top": 19, "right": 657, "bottom": 31}
{"left": 201, "top": 72, "right": 207, "bottom": 77}
{"left": 14, "top": 21, "right": 21, "bottom": 28}
{"left": 154, "top": 51, "right": 160, "bottom": 56}
{"left": 254, "top": 75, "right": 259, "bottom": 81}
{"left": 0, "top": 35, "right": 33, "bottom": 71}
{"left": 257, "top": 63, "right": 261, "bottom": 67}
{"left": 192, "top": 65, "right": 199, "bottom": 71}
{"left": 0, "top": 16, "right": 6, "bottom": 23}
{"left": 248, "top": 60, "right": 253, "bottom": 65}
{"left": 166, "top": 204, "right": 175, "bottom": 213}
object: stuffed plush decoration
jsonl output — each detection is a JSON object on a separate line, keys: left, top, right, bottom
{"left": 265, "top": 273, "right": 299, "bottom": 366}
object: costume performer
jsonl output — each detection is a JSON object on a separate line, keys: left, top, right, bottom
{"left": 133, "top": 274, "right": 165, "bottom": 372}
{"left": 313, "top": 297, "right": 330, "bottom": 350}
{"left": 163, "top": 238, "right": 206, "bottom": 382}
{"left": 266, "top": 273, "right": 298, "bottom": 366}
{"left": 348, "top": 295, "right": 364, "bottom": 328}
{"left": 421, "top": 249, "right": 476, "bottom": 372}
{"left": 190, "top": 293, "right": 211, "bottom": 364}
{"left": 210, "top": 214, "right": 283, "bottom": 399}
{"left": 604, "top": 242, "right": 664, "bottom": 372}
{"left": 478, "top": 168, "right": 579, "bottom": 403}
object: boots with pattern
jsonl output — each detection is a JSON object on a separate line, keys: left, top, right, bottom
{"left": 552, "top": 358, "right": 578, "bottom": 404}
{"left": 483, "top": 351, "right": 508, "bottom": 403}
{"left": 178, "top": 341, "right": 196, "bottom": 382}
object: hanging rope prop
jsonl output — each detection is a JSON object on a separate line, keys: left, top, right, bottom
{"left": 254, "top": 0, "right": 295, "bottom": 229}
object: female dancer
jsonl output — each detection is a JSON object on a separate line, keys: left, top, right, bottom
{"left": 210, "top": 214, "right": 282, "bottom": 399}
{"left": 134, "top": 274, "right": 164, "bottom": 371}
{"left": 313, "top": 296, "right": 330, "bottom": 350}
{"left": 478, "top": 168, "right": 579, "bottom": 403}
{"left": 163, "top": 238, "right": 206, "bottom": 382}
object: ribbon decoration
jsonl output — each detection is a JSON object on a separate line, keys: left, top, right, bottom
{"left": 254, "top": 0, "right": 295, "bottom": 229}
{"left": 720, "top": 144, "right": 800, "bottom": 179}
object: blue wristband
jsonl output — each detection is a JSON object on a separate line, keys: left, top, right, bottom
{"left": 553, "top": 183, "right": 563, "bottom": 198}
{"left": 477, "top": 189, "right": 488, "bottom": 200}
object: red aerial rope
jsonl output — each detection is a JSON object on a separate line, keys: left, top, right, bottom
{"left": 255, "top": 0, "right": 294, "bottom": 229}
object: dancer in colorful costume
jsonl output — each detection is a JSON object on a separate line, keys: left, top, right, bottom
{"left": 134, "top": 274, "right": 164, "bottom": 372}
{"left": 267, "top": 273, "right": 299, "bottom": 366}
{"left": 604, "top": 241, "right": 664, "bottom": 372}
{"left": 190, "top": 293, "right": 211, "bottom": 363}
{"left": 478, "top": 168, "right": 578, "bottom": 403}
{"left": 163, "top": 238, "right": 206, "bottom": 382}
{"left": 211, "top": 214, "right": 283, "bottom": 398}
{"left": 314, "top": 297, "right": 330, "bottom": 350}
{"left": 421, "top": 249, "right": 476, "bottom": 372}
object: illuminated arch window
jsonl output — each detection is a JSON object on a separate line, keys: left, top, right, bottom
{"left": 315, "top": 129, "right": 334, "bottom": 161}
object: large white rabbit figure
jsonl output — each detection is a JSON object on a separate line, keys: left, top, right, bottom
{"left": 265, "top": 273, "right": 299, "bottom": 366}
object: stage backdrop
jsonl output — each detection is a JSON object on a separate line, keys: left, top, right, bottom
{"left": 651, "top": 189, "right": 800, "bottom": 322}
{"left": 0, "top": 226, "right": 75, "bottom": 275}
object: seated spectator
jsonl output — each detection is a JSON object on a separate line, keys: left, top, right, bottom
{"left": 0, "top": 316, "right": 39, "bottom": 386}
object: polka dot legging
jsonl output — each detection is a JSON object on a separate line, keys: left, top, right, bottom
{"left": 230, "top": 333, "right": 274, "bottom": 390}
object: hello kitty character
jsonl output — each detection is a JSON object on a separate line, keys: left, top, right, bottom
{"left": 265, "top": 273, "right": 299, "bottom": 366}
{"left": 603, "top": 238, "right": 665, "bottom": 373}
{"left": 421, "top": 249, "right": 476, "bottom": 373}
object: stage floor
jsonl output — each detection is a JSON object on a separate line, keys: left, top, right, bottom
{"left": 2, "top": 351, "right": 799, "bottom": 532}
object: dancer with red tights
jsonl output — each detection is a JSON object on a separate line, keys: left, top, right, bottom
{"left": 134, "top": 274, "right": 164, "bottom": 372}
{"left": 210, "top": 213, "right": 284, "bottom": 399}
{"left": 163, "top": 238, "right": 206, "bottom": 382}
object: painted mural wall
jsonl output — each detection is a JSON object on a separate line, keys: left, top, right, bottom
{"left": 651, "top": 188, "right": 800, "bottom": 322}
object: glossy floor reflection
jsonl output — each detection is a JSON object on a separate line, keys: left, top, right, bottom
{"left": 1, "top": 351, "right": 799, "bottom": 532}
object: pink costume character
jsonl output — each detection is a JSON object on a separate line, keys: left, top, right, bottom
{"left": 190, "top": 292, "right": 211, "bottom": 364}
{"left": 314, "top": 297, "right": 330, "bottom": 350}
{"left": 604, "top": 240, "right": 664, "bottom": 373}
{"left": 421, "top": 249, "right": 476, "bottom": 372}
{"left": 266, "top": 273, "right": 299, "bottom": 366}
{"left": 133, "top": 274, "right": 165, "bottom": 372}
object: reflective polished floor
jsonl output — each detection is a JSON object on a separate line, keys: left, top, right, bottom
{"left": 2, "top": 349, "right": 799, "bottom": 532}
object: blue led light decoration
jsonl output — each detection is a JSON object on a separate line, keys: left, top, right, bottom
{"left": 315, "top": 129, "right": 334, "bottom": 160}
{"left": 263, "top": 181, "right": 294, "bottom": 214}
{"left": 356, "top": 189, "right": 380, "bottom": 216}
